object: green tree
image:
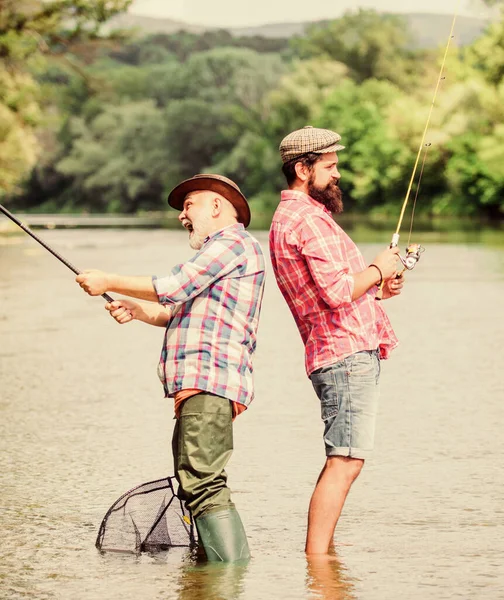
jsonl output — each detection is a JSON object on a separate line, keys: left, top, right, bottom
{"left": 291, "top": 10, "right": 420, "bottom": 87}
{"left": 163, "top": 98, "right": 243, "bottom": 182}
{"left": 173, "top": 47, "right": 286, "bottom": 113}
{"left": 441, "top": 78, "right": 504, "bottom": 218}
{"left": 110, "top": 30, "right": 288, "bottom": 65}
{"left": 266, "top": 58, "right": 348, "bottom": 138}
{"left": 0, "top": 0, "right": 131, "bottom": 196}
{"left": 54, "top": 100, "right": 169, "bottom": 212}
{"left": 468, "top": 13, "right": 504, "bottom": 84}
{"left": 214, "top": 58, "right": 350, "bottom": 204}
{"left": 315, "top": 78, "right": 408, "bottom": 211}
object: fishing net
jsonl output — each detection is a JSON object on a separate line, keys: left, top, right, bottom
{"left": 96, "top": 476, "right": 196, "bottom": 553}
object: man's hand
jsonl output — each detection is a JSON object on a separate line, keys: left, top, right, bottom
{"left": 76, "top": 270, "right": 111, "bottom": 296}
{"left": 382, "top": 274, "right": 405, "bottom": 299}
{"left": 371, "top": 247, "right": 400, "bottom": 281}
{"left": 105, "top": 299, "right": 137, "bottom": 324}
{"left": 105, "top": 299, "right": 172, "bottom": 327}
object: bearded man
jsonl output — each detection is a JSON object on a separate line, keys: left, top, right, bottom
{"left": 76, "top": 174, "right": 265, "bottom": 562}
{"left": 269, "top": 126, "right": 404, "bottom": 554}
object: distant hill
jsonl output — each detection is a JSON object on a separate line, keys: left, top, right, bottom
{"left": 106, "top": 14, "right": 208, "bottom": 36}
{"left": 107, "top": 12, "right": 492, "bottom": 48}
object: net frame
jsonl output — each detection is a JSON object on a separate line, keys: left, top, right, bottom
{"left": 96, "top": 476, "right": 195, "bottom": 554}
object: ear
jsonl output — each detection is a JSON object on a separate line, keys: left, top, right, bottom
{"left": 211, "top": 196, "right": 222, "bottom": 217}
{"left": 294, "top": 161, "right": 310, "bottom": 182}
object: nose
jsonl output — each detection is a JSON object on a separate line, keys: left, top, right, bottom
{"left": 332, "top": 168, "right": 341, "bottom": 180}
{"left": 178, "top": 210, "right": 185, "bottom": 222}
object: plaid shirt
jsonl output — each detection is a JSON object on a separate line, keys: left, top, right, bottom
{"left": 153, "top": 224, "right": 265, "bottom": 407}
{"left": 269, "top": 190, "right": 398, "bottom": 376}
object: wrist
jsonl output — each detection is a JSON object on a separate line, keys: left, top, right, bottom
{"left": 368, "top": 264, "right": 383, "bottom": 286}
{"left": 106, "top": 273, "right": 119, "bottom": 292}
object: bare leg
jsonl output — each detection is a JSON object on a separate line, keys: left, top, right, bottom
{"left": 305, "top": 456, "right": 364, "bottom": 555}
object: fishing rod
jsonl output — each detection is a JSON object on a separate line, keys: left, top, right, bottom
{"left": 375, "top": 4, "right": 460, "bottom": 299}
{"left": 0, "top": 203, "right": 114, "bottom": 303}
{"left": 2, "top": 205, "right": 187, "bottom": 554}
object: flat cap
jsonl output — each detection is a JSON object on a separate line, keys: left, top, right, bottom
{"left": 279, "top": 126, "right": 345, "bottom": 164}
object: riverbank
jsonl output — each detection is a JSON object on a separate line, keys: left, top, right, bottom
{"left": 0, "top": 212, "right": 178, "bottom": 232}
{"left": 1, "top": 211, "right": 503, "bottom": 245}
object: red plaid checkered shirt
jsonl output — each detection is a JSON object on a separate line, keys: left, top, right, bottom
{"left": 153, "top": 224, "right": 265, "bottom": 408}
{"left": 269, "top": 190, "right": 398, "bottom": 376}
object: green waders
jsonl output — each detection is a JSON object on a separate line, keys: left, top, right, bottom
{"left": 172, "top": 393, "right": 250, "bottom": 562}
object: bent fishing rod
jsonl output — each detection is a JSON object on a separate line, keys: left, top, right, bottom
{"left": 0, "top": 203, "right": 114, "bottom": 303}
{"left": 376, "top": 4, "right": 460, "bottom": 299}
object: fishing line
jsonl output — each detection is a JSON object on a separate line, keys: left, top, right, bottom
{"left": 407, "top": 142, "right": 431, "bottom": 247}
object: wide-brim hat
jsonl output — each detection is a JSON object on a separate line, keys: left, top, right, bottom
{"left": 167, "top": 174, "right": 251, "bottom": 228}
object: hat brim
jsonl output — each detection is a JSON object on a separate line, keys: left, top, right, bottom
{"left": 282, "top": 142, "right": 345, "bottom": 164}
{"left": 168, "top": 177, "right": 251, "bottom": 228}
{"left": 313, "top": 143, "right": 345, "bottom": 154}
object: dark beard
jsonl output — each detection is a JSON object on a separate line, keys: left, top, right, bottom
{"left": 307, "top": 175, "right": 344, "bottom": 214}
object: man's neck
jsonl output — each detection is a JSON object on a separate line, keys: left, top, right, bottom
{"left": 207, "top": 219, "right": 239, "bottom": 237}
{"left": 289, "top": 182, "right": 309, "bottom": 194}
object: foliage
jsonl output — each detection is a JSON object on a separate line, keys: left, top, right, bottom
{"left": 314, "top": 79, "right": 409, "bottom": 212}
{"left": 54, "top": 100, "right": 169, "bottom": 211}
{"left": 467, "top": 15, "right": 504, "bottom": 84}
{"left": 2, "top": 6, "right": 504, "bottom": 222}
{"left": 0, "top": 0, "right": 131, "bottom": 196}
{"left": 109, "top": 30, "right": 288, "bottom": 65}
{"left": 290, "top": 10, "right": 421, "bottom": 87}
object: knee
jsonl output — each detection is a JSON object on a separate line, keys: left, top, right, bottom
{"left": 348, "top": 458, "right": 364, "bottom": 481}
{"left": 327, "top": 456, "right": 364, "bottom": 484}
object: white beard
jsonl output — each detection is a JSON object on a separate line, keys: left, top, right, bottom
{"left": 188, "top": 212, "right": 213, "bottom": 250}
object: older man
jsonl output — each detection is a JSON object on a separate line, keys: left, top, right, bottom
{"left": 269, "top": 126, "right": 403, "bottom": 554}
{"left": 77, "top": 174, "right": 265, "bottom": 562}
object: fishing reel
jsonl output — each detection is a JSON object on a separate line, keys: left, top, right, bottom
{"left": 398, "top": 243, "right": 425, "bottom": 272}
{"left": 375, "top": 237, "right": 425, "bottom": 299}
{"left": 389, "top": 233, "right": 425, "bottom": 277}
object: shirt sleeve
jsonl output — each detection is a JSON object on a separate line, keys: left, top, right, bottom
{"left": 152, "top": 234, "right": 247, "bottom": 306}
{"left": 297, "top": 214, "right": 355, "bottom": 308}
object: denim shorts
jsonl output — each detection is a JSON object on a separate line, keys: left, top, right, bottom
{"left": 309, "top": 350, "right": 381, "bottom": 459}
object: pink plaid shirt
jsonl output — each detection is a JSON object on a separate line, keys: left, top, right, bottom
{"left": 269, "top": 190, "right": 398, "bottom": 376}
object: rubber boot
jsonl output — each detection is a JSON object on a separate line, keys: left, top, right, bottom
{"left": 195, "top": 507, "right": 251, "bottom": 562}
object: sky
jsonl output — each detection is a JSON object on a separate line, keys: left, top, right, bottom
{"left": 129, "top": 0, "right": 498, "bottom": 27}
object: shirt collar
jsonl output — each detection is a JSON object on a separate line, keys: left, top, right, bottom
{"left": 280, "top": 189, "right": 331, "bottom": 215}
{"left": 203, "top": 222, "right": 244, "bottom": 244}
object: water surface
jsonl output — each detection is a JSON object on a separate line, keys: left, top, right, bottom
{"left": 1, "top": 229, "right": 503, "bottom": 599}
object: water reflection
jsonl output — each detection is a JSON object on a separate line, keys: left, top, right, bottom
{"left": 305, "top": 549, "right": 357, "bottom": 600}
{"left": 171, "top": 559, "right": 248, "bottom": 600}
{"left": 2, "top": 229, "right": 504, "bottom": 599}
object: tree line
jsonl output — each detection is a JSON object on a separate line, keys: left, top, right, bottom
{"left": 1, "top": 0, "right": 503, "bottom": 221}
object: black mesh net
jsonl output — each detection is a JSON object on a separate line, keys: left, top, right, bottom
{"left": 96, "top": 477, "right": 195, "bottom": 553}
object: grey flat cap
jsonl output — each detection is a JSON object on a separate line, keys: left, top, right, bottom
{"left": 279, "top": 126, "right": 345, "bottom": 164}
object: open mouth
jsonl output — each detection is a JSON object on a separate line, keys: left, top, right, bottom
{"left": 182, "top": 221, "right": 193, "bottom": 233}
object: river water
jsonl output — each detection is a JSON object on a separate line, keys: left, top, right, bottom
{"left": 1, "top": 228, "right": 503, "bottom": 600}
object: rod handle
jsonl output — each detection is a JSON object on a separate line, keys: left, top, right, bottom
{"left": 375, "top": 234, "right": 400, "bottom": 301}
